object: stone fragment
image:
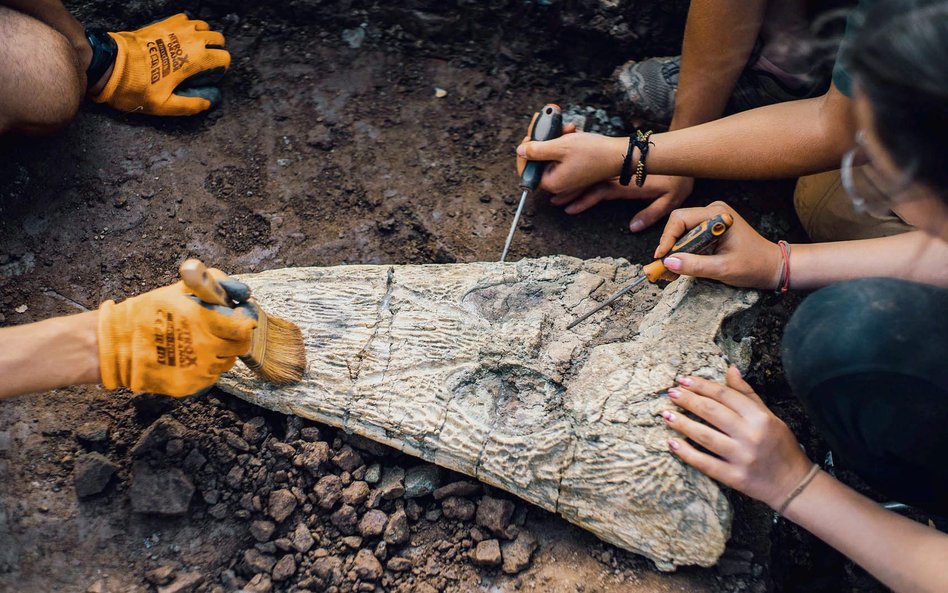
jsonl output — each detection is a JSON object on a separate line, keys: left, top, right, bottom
{"left": 343, "top": 433, "right": 393, "bottom": 456}
{"left": 311, "top": 556, "right": 342, "bottom": 583}
{"left": 313, "top": 475, "right": 343, "bottom": 509}
{"left": 341, "top": 480, "right": 370, "bottom": 506}
{"left": 340, "top": 535, "right": 363, "bottom": 549}
{"left": 353, "top": 549, "right": 382, "bottom": 581}
{"left": 243, "top": 549, "right": 276, "bottom": 573}
{"left": 433, "top": 480, "right": 480, "bottom": 500}
{"left": 182, "top": 449, "right": 207, "bottom": 472}
{"left": 290, "top": 522, "right": 314, "bottom": 552}
{"left": 218, "top": 258, "right": 757, "bottom": 568}
{"left": 76, "top": 421, "right": 110, "bottom": 445}
{"left": 376, "top": 466, "right": 405, "bottom": 500}
{"left": 501, "top": 531, "right": 538, "bottom": 574}
{"left": 404, "top": 465, "right": 441, "bottom": 498}
{"left": 359, "top": 509, "right": 388, "bottom": 537}
{"left": 476, "top": 496, "right": 514, "bottom": 537}
{"left": 386, "top": 557, "right": 412, "bottom": 572}
{"left": 131, "top": 417, "right": 187, "bottom": 456}
{"left": 383, "top": 509, "right": 409, "bottom": 545}
{"left": 244, "top": 573, "right": 272, "bottom": 593}
{"left": 145, "top": 565, "right": 175, "bottom": 585}
{"left": 250, "top": 520, "right": 276, "bottom": 543}
{"left": 300, "top": 426, "right": 322, "bottom": 441}
{"left": 330, "top": 504, "right": 358, "bottom": 534}
{"left": 364, "top": 463, "right": 381, "bottom": 484}
{"left": 268, "top": 489, "right": 297, "bottom": 523}
{"left": 130, "top": 463, "right": 193, "bottom": 515}
{"left": 332, "top": 445, "right": 363, "bottom": 472}
{"left": 441, "top": 496, "right": 475, "bottom": 521}
{"left": 270, "top": 554, "right": 296, "bottom": 582}
{"left": 242, "top": 417, "right": 267, "bottom": 443}
{"left": 472, "top": 539, "right": 502, "bottom": 566}
{"left": 294, "top": 441, "right": 330, "bottom": 474}
{"left": 156, "top": 572, "right": 203, "bottom": 593}
{"left": 74, "top": 453, "right": 118, "bottom": 498}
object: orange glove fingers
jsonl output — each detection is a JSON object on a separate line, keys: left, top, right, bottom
{"left": 202, "top": 31, "right": 226, "bottom": 48}
{"left": 191, "top": 19, "right": 211, "bottom": 31}
{"left": 209, "top": 356, "right": 238, "bottom": 376}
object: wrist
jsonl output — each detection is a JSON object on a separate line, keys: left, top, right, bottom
{"left": 766, "top": 455, "right": 817, "bottom": 511}
{"left": 70, "top": 311, "right": 102, "bottom": 385}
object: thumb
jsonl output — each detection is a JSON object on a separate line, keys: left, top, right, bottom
{"left": 662, "top": 252, "right": 724, "bottom": 281}
{"left": 516, "top": 138, "right": 563, "bottom": 161}
{"left": 726, "top": 365, "right": 765, "bottom": 404}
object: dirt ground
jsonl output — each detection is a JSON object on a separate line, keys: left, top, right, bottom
{"left": 1, "top": 2, "right": 886, "bottom": 593}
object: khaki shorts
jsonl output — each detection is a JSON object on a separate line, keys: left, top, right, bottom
{"left": 793, "top": 168, "right": 913, "bottom": 242}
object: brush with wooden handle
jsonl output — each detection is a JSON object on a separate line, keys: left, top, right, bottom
{"left": 179, "top": 259, "right": 306, "bottom": 385}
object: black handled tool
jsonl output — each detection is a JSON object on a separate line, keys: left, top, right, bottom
{"left": 566, "top": 213, "right": 734, "bottom": 329}
{"left": 500, "top": 104, "right": 563, "bottom": 262}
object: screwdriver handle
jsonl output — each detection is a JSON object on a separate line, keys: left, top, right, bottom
{"left": 520, "top": 104, "right": 563, "bottom": 191}
{"left": 642, "top": 213, "right": 734, "bottom": 282}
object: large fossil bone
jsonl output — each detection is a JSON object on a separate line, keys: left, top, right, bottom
{"left": 218, "top": 257, "right": 758, "bottom": 569}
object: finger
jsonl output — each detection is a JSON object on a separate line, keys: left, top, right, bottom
{"left": 668, "top": 438, "right": 733, "bottom": 484}
{"left": 562, "top": 122, "right": 578, "bottom": 134}
{"left": 219, "top": 280, "right": 252, "bottom": 303}
{"left": 679, "top": 375, "right": 758, "bottom": 417}
{"left": 726, "top": 365, "right": 765, "bottom": 405}
{"left": 216, "top": 335, "right": 251, "bottom": 357}
{"left": 549, "top": 189, "right": 582, "bottom": 206}
{"left": 516, "top": 138, "right": 565, "bottom": 162}
{"left": 209, "top": 356, "right": 239, "bottom": 376}
{"left": 654, "top": 205, "right": 729, "bottom": 258}
{"left": 661, "top": 409, "right": 740, "bottom": 459}
{"left": 179, "top": 66, "right": 228, "bottom": 89}
{"left": 161, "top": 93, "right": 212, "bottom": 116}
{"left": 564, "top": 190, "right": 606, "bottom": 214}
{"left": 662, "top": 252, "right": 727, "bottom": 281}
{"left": 205, "top": 48, "right": 232, "bottom": 71}
{"left": 191, "top": 19, "right": 211, "bottom": 31}
{"left": 198, "top": 302, "right": 258, "bottom": 341}
{"left": 668, "top": 386, "right": 743, "bottom": 435}
{"left": 629, "top": 195, "right": 676, "bottom": 233}
{"left": 515, "top": 128, "right": 533, "bottom": 176}
{"left": 202, "top": 31, "right": 226, "bottom": 48}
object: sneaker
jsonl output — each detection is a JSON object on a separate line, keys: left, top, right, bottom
{"left": 612, "top": 54, "right": 829, "bottom": 128}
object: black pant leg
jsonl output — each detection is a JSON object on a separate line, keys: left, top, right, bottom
{"left": 781, "top": 278, "right": 948, "bottom": 516}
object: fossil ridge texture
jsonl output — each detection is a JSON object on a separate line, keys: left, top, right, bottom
{"left": 218, "top": 257, "right": 759, "bottom": 570}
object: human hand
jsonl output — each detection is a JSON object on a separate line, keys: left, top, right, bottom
{"left": 654, "top": 201, "right": 783, "bottom": 289}
{"left": 97, "top": 269, "right": 257, "bottom": 397}
{"left": 91, "top": 14, "right": 230, "bottom": 116}
{"left": 516, "top": 130, "right": 628, "bottom": 196}
{"left": 663, "top": 366, "right": 814, "bottom": 510}
{"left": 549, "top": 174, "right": 695, "bottom": 232}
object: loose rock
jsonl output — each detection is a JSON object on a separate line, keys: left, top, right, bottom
{"left": 501, "top": 531, "right": 538, "bottom": 574}
{"left": 268, "top": 489, "right": 297, "bottom": 523}
{"left": 472, "top": 539, "right": 502, "bottom": 566}
{"left": 476, "top": 496, "right": 514, "bottom": 536}
{"left": 404, "top": 464, "right": 441, "bottom": 498}
{"left": 250, "top": 520, "right": 276, "bottom": 543}
{"left": 376, "top": 466, "right": 405, "bottom": 500}
{"left": 290, "top": 522, "right": 314, "bottom": 553}
{"left": 74, "top": 453, "right": 118, "bottom": 498}
{"left": 433, "top": 480, "right": 480, "bottom": 501}
{"left": 271, "top": 554, "right": 296, "bottom": 582}
{"left": 330, "top": 504, "right": 358, "bottom": 534}
{"left": 353, "top": 549, "right": 382, "bottom": 581}
{"left": 441, "top": 496, "right": 476, "bottom": 521}
{"left": 156, "top": 572, "right": 203, "bottom": 593}
{"left": 131, "top": 417, "right": 187, "bottom": 456}
{"left": 331, "top": 445, "right": 363, "bottom": 472}
{"left": 341, "top": 480, "right": 370, "bottom": 506}
{"left": 76, "top": 421, "right": 110, "bottom": 445}
{"left": 243, "top": 573, "right": 272, "bottom": 593}
{"left": 243, "top": 549, "right": 276, "bottom": 573}
{"left": 383, "top": 509, "right": 409, "bottom": 545}
{"left": 144, "top": 565, "right": 175, "bottom": 585}
{"left": 359, "top": 509, "right": 388, "bottom": 537}
{"left": 313, "top": 475, "right": 343, "bottom": 509}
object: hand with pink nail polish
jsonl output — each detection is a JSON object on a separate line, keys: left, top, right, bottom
{"left": 663, "top": 365, "right": 813, "bottom": 510}
{"left": 653, "top": 202, "right": 784, "bottom": 289}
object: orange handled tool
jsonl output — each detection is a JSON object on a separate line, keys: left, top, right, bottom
{"left": 566, "top": 213, "right": 733, "bottom": 329}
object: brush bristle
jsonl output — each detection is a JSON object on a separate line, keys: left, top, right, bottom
{"left": 242, "top": 309, "right": 306, "bottom": 385}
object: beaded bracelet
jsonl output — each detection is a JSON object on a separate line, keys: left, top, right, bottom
{"left": 619, "top": 136, "right": 636, "bottom": 186}
{"left": 775, "top": 240, "right": 792, "bottom": 294}
{"left": 632, "top": 129, "right": 654, "bottom": 187}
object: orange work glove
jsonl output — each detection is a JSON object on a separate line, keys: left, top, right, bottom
{"left": 97, "top": 272, "right": 256, "bottom": 397}
{"left": 91, "top": 14, "right": 230, "bottom": 116}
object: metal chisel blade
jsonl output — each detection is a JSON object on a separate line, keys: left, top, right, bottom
{"left": 499, "top": 189, "right": 529, "bottom": 263}
{"left": 566, "top": 274, "right": 648, "bottom": 330}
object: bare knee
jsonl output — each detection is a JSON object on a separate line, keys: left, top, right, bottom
{"left": 0, "top": 6, "right": 84, "bottom": 136}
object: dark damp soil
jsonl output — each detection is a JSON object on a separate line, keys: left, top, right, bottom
{"left": 0, "top": 2, "right": 886, "bottom": 593}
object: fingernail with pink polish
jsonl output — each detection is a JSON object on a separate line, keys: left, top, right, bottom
{"left": 664, "top": 257, "right": 682, "bottom": 271}
{"left": 677, "top": 376, "right": 693, "bottom": 386}
{"left": 516, "top": 145, "right": 526, "bottom": 157}
{"left": 667, "top": 388, "right": 680, "bottom": 399}
{"left": 668, "top": 439, "right": 680, "bottom": 451}
{"left": 661, "top": 410, "right": 676, "bottom": 422}
{"left": 630, "top": 220, "right": 644, "bottom": 232}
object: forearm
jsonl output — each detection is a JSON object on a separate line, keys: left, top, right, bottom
{"left": 670, "top": 0, "right": 766, "bottom": 131}
{"left": 791, "top": 232, "right": 948, "bottom": 290}
{"left": 0, "top": 311, "right": 101, "bottom": 399}
{"left": 654, "top": 84, "right": 856, "bottom": 179}
{"left": 785, "top": 471, "right": 948, "bottom": 593}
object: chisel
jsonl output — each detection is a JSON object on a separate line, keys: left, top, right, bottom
{"left": 500, "top": 104, "right": 564, "bottom": 262}
{"left": 566, "top": 213, "right": 733, "bottom": 329}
